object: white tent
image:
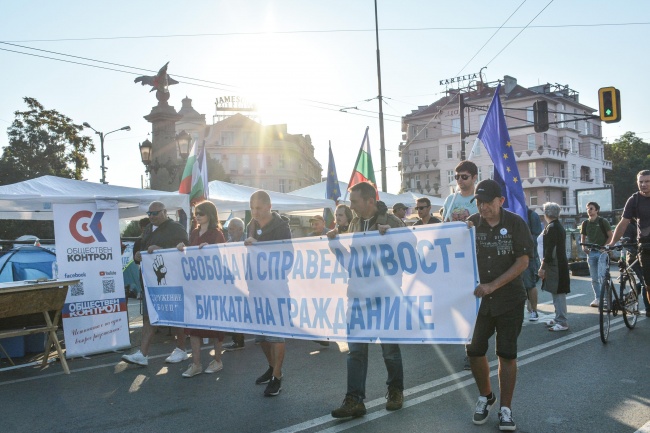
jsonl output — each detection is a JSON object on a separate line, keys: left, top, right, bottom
{"left": 0, "top": 176, "right": 189, "bottom": 220}
{"left": 207, "top": 180, "right": 335, "bottom": 213}
{"left": 289, "top": 181, "right": 445, "bottom": 211}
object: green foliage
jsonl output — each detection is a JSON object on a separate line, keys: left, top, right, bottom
{"left": 604, "top": 132, "right": 650, "bottom": 208}
{"left": 206, "top": 157, "right": 230, "bottom": 182}
{"left": 0, "top": 220, "right": 54, "bottom": 242}
{"left": 0, "top": 97, "right": 94, "bottom": 185}
{"left": 122, "top": 220, "right": 143, "bottom": 237}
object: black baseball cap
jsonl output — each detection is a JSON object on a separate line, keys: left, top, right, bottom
{"left": 473, "top": 179, "right": 503, "bottom": 202}
{"left": 392, "top": 203, "right": 408, "bottom": 211}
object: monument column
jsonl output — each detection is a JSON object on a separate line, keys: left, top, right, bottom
{"left": 144, "top": 100, "right": 182, "bottom": 191}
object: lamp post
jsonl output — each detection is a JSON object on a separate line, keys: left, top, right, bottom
{"left": 83, "top": 122, "right": 131, "bottom": 184}
{"left": 138, "top": 131, "right": 192, "bottom": 185}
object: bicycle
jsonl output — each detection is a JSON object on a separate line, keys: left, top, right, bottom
{"left": 580, "top": 242, "right": 640, "bottom": 343}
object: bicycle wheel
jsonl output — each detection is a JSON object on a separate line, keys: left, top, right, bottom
{"left": 599, "top": 279, "right": 612, "bottom": 343}
{"left": 622, "top": 277, "right": 639, "bottom": 329}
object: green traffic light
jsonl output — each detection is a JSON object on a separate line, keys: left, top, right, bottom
{"left": 605, "top": 108, "right": 612, "bottom": 116}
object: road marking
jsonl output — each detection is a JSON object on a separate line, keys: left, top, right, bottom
{"left": 636, "top": 421, "right": 650, "bottom": 433}
{"left": 270, "top": 315, "right": 646, "bottom": 433}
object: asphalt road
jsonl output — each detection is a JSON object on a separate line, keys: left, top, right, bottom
{"left": 1, "top": 272, "right": 649, "bottom": 433}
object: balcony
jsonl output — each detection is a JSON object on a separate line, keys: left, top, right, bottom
{"left": 522, "top": 175, "right": 569, "bottom": 188}
{"left": 515, "top": 147, "right": 568, "bottom": 162}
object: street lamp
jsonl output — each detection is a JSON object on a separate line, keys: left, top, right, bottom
{"left": 83, "top": 122, "right": 131, "bottom": 184}
{"left": 138, "top": 131, "right": 193, "bottom": 184}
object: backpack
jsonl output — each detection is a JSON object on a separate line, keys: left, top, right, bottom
{"left": 581, "top": 217, "right": 609, "bottom": 239}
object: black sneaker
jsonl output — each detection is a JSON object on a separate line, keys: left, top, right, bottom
{"left": 385, "top": 386, "right": 403, "bottom": 411}
{"left": 255, "top": 366, "right": 273, "bottom": 384}
{"left": 331, "top": 395, "right": 367, "bottom": 418}
{"left": 264, "top": 376, "right": 282, "bottom": 396}
{"left": 498, "top": 407, "right": 516, "bottom": 431}
{"left": 223, "top": 341, "right": 245, "bottom": 351}
{"left": 472, "top": 393, "right": 496, "bottom": 425}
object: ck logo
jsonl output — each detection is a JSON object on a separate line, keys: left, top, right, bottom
{"left": 69, "top": 210, "right": 107, "bottom": 244}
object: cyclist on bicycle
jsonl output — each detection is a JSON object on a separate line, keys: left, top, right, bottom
{"left": 607, "top": 169, "right": 650, "bottom": 315}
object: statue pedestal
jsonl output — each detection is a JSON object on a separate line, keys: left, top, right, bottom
{"left": 144, "top": 102, "right": 182, "bottom": 191}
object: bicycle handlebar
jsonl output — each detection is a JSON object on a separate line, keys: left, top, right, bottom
{"left": 579, "top": 242, "right": 639, "bottom": 252}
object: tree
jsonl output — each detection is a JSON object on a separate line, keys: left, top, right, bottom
{"left": 206, "top": 156, "right": 230, "bottom": 183}
{"left": 0, "top": 97, "right": 94, "bottom": 185}
{"left": 604, "top": 131, "right": 650, "bottom": 209}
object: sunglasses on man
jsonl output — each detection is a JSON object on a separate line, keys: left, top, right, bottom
{"left": 146, "top": 210, "right": 164, "bottom": 216}
{"left": 455, "top": 174, "right": 471, "bottom": 181}
{"left": 415, "top": 206, "right": 430, "bottom": 211}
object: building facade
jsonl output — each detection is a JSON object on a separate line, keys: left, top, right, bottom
{"left": 399, "top": 75, "right": 611, "bottom": 223}
{"left": 175, "top": 97, "right": 322, "bottom": 193}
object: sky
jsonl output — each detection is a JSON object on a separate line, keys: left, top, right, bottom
{"left": 1, "top": 1, "right": 648, "bottom": 194}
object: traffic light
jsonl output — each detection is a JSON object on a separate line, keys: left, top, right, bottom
{"left": 598, "top": 87, "right": 621, "bottom": 123}
{"left": 533, "top": 100, "right": 549, "bottom": 133}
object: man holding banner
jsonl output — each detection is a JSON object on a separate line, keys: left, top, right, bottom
{"left": 331, "top": 181, "right": 406, "bottom": 419}
{"left": 245, "top": 190, "right": 292, "bottom": 397}
{"left": 466, "top": 180, "right": 533, "bottom": 431}
{"left": 122, "top": 201, "right": 189, "bottom": 367}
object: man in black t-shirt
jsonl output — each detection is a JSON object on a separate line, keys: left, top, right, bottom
{"left": 466, "top": 180, "right": 533, "bottom": 431}
{"left": 608, "top": 169, "right": 650, "bottom": 313}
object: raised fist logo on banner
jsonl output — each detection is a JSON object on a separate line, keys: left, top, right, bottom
{"left": 153, "top": 255, "right": 167, "bottom": 285}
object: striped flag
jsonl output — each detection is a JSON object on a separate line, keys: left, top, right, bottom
{"left": 178, "top": 140, "right": 209, "bottom": 204}
{"left": 347, "top": 127, "right": 379, "bottom": 200}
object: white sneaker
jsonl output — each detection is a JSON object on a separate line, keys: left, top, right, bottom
{"left": 204, "top": 359, "right": 223, "bottom": 374}
{"left": 548, "top": 323, "right": 569, "bottom": 332}
{"left": 590, "top": 299, "right": 599, "bottom": 307}
{"left": 529, "top": 311, "right": 539, "bottom": 321}
{"left": 122, "top": 350, "right": 148, "bottom": 366}
{"left": 165, "top": 348, "right": 189, "bottom": 363}
{"left": 182, "top": 364, "right": 202, "bottom": 378}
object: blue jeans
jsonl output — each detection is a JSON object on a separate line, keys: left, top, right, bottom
{"left": 588, "top": 250, "right": 601, "bottom": 300}
{"left": 346, "top": 343, "right": 403, "bottom": 401}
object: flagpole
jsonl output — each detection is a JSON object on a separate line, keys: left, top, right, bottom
{"left": 374, "top": 0, "right": 387, "bottom": 193}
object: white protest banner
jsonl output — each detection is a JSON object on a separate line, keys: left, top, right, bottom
{"left": 141, "top": 223, "right": 479, "bottom": 344}
{"left": 53, "top": 202, "right": 131, "bottom": 357}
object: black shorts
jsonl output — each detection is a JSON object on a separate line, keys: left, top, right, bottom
{"left": 465, "top": 301, "right": 524, "bottom": 360}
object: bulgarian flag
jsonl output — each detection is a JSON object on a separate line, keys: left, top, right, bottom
{"left": 347, "top": 127, "right": 379, "bottom": 200}
{"left": 178, "top": 140, "right": 209, "bottom": 204}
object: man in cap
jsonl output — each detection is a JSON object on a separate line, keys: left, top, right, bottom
{"left": 465, "top": 179, "right": 533, "bottom": 432}
{"left": 122, "top": 201, "right": 189, "bottom": 367}
{"left": 392, "top": 203, "right": 408, "bottom": 221}
{"left": 308, "top": 215, "right": 328, "bottom": 236}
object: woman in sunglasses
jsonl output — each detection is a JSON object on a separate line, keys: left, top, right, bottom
{"left": 176, "top": 200, "right": 227, "bottom": 378}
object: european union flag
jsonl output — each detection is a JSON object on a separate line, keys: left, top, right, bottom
{"left": 326, "top": 142, "right": 340, "bottom": 202}
{"left": 477, "top": 84, "right": 528, "bottom": 223}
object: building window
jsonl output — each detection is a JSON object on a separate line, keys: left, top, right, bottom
{"left": 424, "top": 148, "right": 429, "bottom": 161}
{"left": 526, "top": 106, "right": 534, "bottom": 124}
{"left": 527, "top": 134, "right": 536, "bottom": 150}
{"left": 593, "top": 144, "right": 599, "bottom": 159}
{"left": 595, "top": 168, "right": 601, "bottom": 183}
{"left": 221, "top": 131, "right": 234, "bottom": 146}
{"left": 561, "top": 190, "right": 567, "bottom": 206}
{"left": 573, "top": 109, "right": 578, "bottom": 130}
{"left": 447, "top": 170, "right": 455, "bottom": 184}
{"left": 528, "top": 162, "right": 536, "bottom": 178}
{"left": 414, "top": 149, "right": 419, "bottom": 164}
{"left": 424, "top": 128, "right": 429, "bottom": 139}
{"left": 545, "top": 188, "right": 551, "bottom": 202}
{"left": 489, "top": 165, "right": 494, "bottom": 179}
{"left": 242, "top": 154, "right": 250, "bottom": 169}
{"left": 473, "top": 141, "right": 481, "bottom": 156}
{"left": 543, "top": 133, "right": 548, "bottom": 147}
{"left": 569, "top": 138, "right": 577, "bottom": 153}
{"left": 544, "top": 161, "right": 549, "bottom": 176}
{"left": 477, "top": 167, "right": 483, "bottom": 181}
{"left": 415, "top": 174, "right": 420, "bottom": 188}
{"left": 584, "top": 120, "right": 591, "bottom": 135}
{"left": 530, "top": 192, "right": 538, "bottom": 206}
{"left": 279, "top": 179, "right": 286, "bottom": 193}
{"left": 558, "top": 104, "right": 565, "bottom": 128}
{"left": 571, "top": 164, "right": 577, "bottom": 180}
{"left": 411, "top": 125, "right": 417, "bottom": 138}
{"left": 479, "top": 114, "right": 486, "bottom": 129}
{"left": 228, "top": 154, "right": 237, "bottom": 173}
{"left": 279, "top": 154, "right": 285, "bottom": 169}
{"left": 446, "top": 144, "right": 453, "bottom": 159}
{"left": 451, "top": 118, "right": 460, "bottom": 134}
{"left": 560, "top": 163, "right": 566, "bottom": 178}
